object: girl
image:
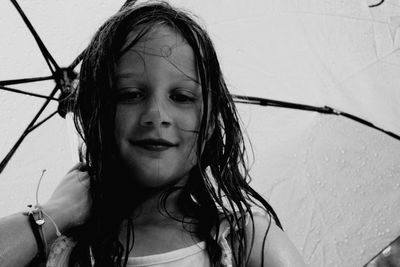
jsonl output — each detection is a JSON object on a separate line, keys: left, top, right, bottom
{"left": 0, "top": 1, "right": 305, "bottom": 266}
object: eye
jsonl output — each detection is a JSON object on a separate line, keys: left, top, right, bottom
{"left": 170, "top": 90, "right": 197, "bottom": 104}
{"left": 115, "top": 89, "right": 144, "bottom": 103}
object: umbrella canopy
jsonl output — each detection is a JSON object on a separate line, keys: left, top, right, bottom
{"left": 1, "top": 0, "right": 399, "bottom": 266}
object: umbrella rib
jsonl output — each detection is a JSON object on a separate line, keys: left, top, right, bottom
{"left": 0, "top": 75, "right": 54, "bottom": 86}
{"left": 10, "top": 0, "right": 60, "bottom": 74}
{"left": 232, "top": 94, "right": 400, "bottom": 141}
{"left": 368, "top": 0, "right": 385, "bottom": 8}
{"left": 0, "top": 85, "right": 60, "bottom": 175}
{"left": 27, "top": 110, "right": 58, "bottom": 134}
{"left": 338, "top": 111, "right": 400, "bottom": 141}
{"left": 0, "top": 85, "right": 58, "bottom": 101}
{"left": 68, "top": 50, "right": 86, "bottom": 70}
{"left": 232, "top": 94, "right": 332, "bottom": 113}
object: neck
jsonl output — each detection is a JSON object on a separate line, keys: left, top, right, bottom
{"left": 130, "top": 186, "right": 186, "bottom": 225}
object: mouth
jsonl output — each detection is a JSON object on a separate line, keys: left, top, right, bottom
{"left": 131, "top": 138, "right": 177, "bottom": 152}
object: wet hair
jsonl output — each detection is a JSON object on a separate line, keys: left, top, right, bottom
{"left": 72, "top": 1, "right": 282, "bottom": 266}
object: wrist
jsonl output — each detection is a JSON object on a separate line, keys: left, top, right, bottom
{"left": 41, "top": 203, "right": 72, "bottom": 233}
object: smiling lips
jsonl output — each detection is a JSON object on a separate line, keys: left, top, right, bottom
{"left": 131, "top": 138, "right": 177, "bottom": 152}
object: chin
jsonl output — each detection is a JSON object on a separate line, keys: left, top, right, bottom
{"left": 126, "top": 169, "right": 188, "bottom": 189}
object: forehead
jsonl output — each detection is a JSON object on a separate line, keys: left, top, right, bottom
{"left": 116, "top": 25, "right": 197, "bottom": 80}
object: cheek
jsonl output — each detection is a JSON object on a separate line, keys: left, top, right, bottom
{"left": 114, "top": 106, "right": 137, "bottom": 144}
{"left": 175, "top": 106, "right": 205, "bottom": 156}
{"left": 170, "top": 106, "right": 201, "bottom": 133}
{"left": 179, "top": 123, "right": 201, "bottom": 167}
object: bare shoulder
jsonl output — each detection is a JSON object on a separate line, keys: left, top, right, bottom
{"left": 245, "top": 211, "right": 306, "bottom": 267}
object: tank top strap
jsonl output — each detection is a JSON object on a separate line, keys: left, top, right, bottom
{"left": 213, "top": 205, "right": 269, "bottom": 267}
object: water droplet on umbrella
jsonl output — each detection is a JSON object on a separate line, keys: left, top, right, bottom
{"left": 385, "top": 228, "right": 390, "bottom": 233}
{"left": 382, "top": 246, "right": 391, "bottom": 257}
{"left": 325, "top": 156, "right": 329, "bottom": 162}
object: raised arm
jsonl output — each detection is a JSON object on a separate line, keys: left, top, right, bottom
{"left": 0, "top": 163, "right": 91, "bottom": 267}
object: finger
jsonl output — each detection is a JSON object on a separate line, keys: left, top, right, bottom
{"left": 78, "top": 172, "right": 91, "bottom": 188}
{"left": 67, "top": 162, "right": 86, "bottom": 174}
{"left": 77, "top": 162, "right": 89, "bottom": 172}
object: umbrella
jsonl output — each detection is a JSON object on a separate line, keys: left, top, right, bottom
{"left": 0, "top": 0, "right": 126, "bottom": 215}
{"left": 1, "top": 0, "right": 399, "bottom": 266}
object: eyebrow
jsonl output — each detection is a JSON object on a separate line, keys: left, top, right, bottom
{"left": 115, "top": 72, "right": 200, "bottom": 85}
{"left": 115, "top": 72, "right": 144, "bottom": 80}
{"left": 179, "top": 75, "right": 200, "bottom": 84}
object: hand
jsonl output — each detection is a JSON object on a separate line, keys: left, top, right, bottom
{"left": 42, "top": 163, "right": 92, "bottom": 231}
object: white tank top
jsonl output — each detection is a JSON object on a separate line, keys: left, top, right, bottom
{"left": 46, "top": 219, "right": 233, "bottom": 267}
{"left": 46, "top": 207, "right": 267, "bottom": 267}
{"left": 125, "top": 241, "right": 209, "bottom": 267}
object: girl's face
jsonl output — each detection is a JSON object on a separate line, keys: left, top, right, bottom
{"left": 114, "top": 26, "right": 203, "bottom": 189}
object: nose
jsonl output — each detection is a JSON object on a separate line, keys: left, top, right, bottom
{"left": 139, "top": 96, "right": 172, "bottom": 127}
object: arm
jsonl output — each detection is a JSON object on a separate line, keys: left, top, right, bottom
{"left": 0, "top": 163, "right": 91, "bottom": 267}
{"left": 246, "top": 214, "right": 306, "bottom": 267}
{"left": 0, "top": 205, "right": 69, "bottom": 266}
